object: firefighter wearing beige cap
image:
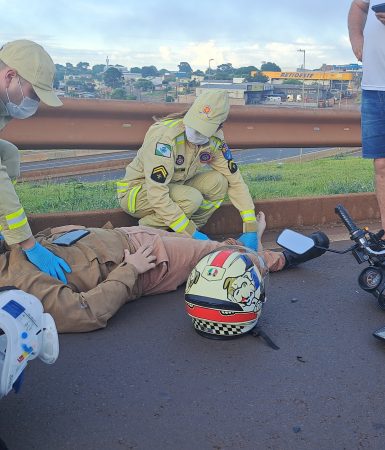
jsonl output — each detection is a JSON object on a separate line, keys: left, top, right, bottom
{"left": 117, "top": 90, "right": 260, "bottom": 250}
{"left": 0, "top": 39, "right": 71, "bottom": 283}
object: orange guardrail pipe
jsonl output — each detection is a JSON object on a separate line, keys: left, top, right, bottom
{"left": 1, "top": 98, "right": 362, "bottom": 150}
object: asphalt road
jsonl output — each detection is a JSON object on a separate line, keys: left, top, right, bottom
{"left": 20, "top": 147, "right": 330, "bottom": 183}
{"left": 1, "top": 239, "right": 385, "bottom": 449}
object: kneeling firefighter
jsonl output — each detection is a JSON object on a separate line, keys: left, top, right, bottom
{"left": 117, "top": 90, "right": 260, "bottom": 250}
{"left": 0, "top": 287, "right": 59, "bottom": 398}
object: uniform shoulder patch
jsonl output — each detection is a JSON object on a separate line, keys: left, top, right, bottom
{"left": 151, "top": 165, "right": 168, "bottom": 183}
{"left": 221, "top": 142, "right": 233, "bottom": 161}
{"left": 228, "top": 160, "right": 238, "bottom": 174}
{"left": 155, "top": 142, "right": 172, "bottom": 158}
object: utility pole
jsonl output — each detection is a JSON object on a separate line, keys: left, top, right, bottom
{"left": 209, "top": 58, "right": 214, "bottom": 80}
{"left": 297, "top": 49, "right": 306, "bottom": 107}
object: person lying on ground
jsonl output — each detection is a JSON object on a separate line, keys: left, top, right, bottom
{"left": 0, "top": 212, "right": 327, "bottom": 333}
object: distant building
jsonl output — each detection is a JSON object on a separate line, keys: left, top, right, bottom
{"left": 122, "top": 72, "right": 142, "bottom": 82}
{"left": 191, "top": 74, "right": 204, "bottom": 83}
{"left": 196, "top": 82, "right": 268, "bottom": 105}
{"left": 175, "top": 72, "right": 191, "bottom": 83}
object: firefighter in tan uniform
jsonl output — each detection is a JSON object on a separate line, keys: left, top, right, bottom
{"left": 117, "top": 90, "right": 260, "bottom": 250}
{"left": 0, "top": 40, "right": 71, "bottom": 282}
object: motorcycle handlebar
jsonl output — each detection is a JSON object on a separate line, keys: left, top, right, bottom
{"left": 335, "top": 204, "right": 360, "bottom": 235}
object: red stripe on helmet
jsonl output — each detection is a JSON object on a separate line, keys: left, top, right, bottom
{"left": 210, "top": 249, "right": 235, "bottom": 268}
{"left": 185, "top": 304, "right": 257, "bottom": 323}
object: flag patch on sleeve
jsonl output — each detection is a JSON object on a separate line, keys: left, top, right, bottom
{"left": 155, "top": 142, "right": 172, "bottom": 158}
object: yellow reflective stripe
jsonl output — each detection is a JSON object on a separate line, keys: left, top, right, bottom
{"left": 0, "top": 225, "right": 2, "bottom": 231}
{"left": 6, "top": 208, "right": 28, "bottom": 230}
{"left": 209, "top": 136, "right": 222, "bottom": 152}
{"left": 116, "top": 181, "right": 129, "bottom": 193}
{"left": 8, "top": 217, "right": 28, "bottom": 230}
{"left": 240, "top": 209, "right": 256, "bottom": 222}
{"left": 200, "top": 198, "right": 224, "bottom": 210}
{"left": 200, "top": 200, "right": 213, "bottom": 210}
{"left": 127, "top": 185, "right": 142, "bottom": 213}
{"left": 164, "top": 119, "right": 182, "bottom": 128}
{"left": 170, "top": 214, "right": 189, "bottom": 233}
{"left": 212, "top": 199, "right": 223, "bottom": 209}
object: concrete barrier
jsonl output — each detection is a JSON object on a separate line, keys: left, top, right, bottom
{"left": 28, "top": 192, "right": 380, "bottom": 239}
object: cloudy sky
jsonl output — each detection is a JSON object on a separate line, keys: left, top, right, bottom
{"left": 1, "top": 0, "right": 356, "bottom": 72}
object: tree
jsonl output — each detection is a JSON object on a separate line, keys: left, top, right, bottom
{"left": 233, "top": 66, "right": 257, "bottom": 77}
{"left": 248, "top": 72, "right": 268, "bottom": 82}
{"left": 65, "top": 62, "right": 75, "bottom": 75}
{"left": 130, "top": 66, "right": 142, "bottom": 73}
{"left": 54, "top": 64, "right": 66, "bottom": 82}
{"left": 158, "top": 68, "right": 169, "bottom": 75}
{"left": 217, "top": 63, "right": 234, "bottom": 73}
{"left": 178, "top": 62, "right": 193, "bottom": 73}
{"left": 92, "top": 64, "right": 105, "bottom": 77}
{"left": 76, "top": 62, "right": 90, "bottom": 73}
{"left": 134, "top": 79, "right": 154, "bottom": 91}
{"left": 111, "top": 88, "right": 128, "bottom": 100}
{"left": 141, "top": 65, "right": 158, "bottom": 78}
{"left": 261, "top": 62, "right": 281, "bottom": 72}
{"left": 214, "top": 72, "right": 232, "bottom": 80}
{"left": 192, "top": 69, "right": 205, "bottom": 76}
{"left": 103, "top": 67, "right": 123, "bottom": 88}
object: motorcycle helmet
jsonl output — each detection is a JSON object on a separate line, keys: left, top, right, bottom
{"left": 0, "top": 287, "right": 59, "bottom": 398}
{"left": 185, "top": 246, "right": 267, "bottom": 339}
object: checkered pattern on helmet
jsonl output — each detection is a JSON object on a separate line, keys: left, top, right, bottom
{"left": 192, "top": 318, "right": 245, "bottom": 336}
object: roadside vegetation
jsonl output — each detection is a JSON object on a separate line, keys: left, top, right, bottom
{"left": 16, "top": 156, "right": 374, "bottom": 215}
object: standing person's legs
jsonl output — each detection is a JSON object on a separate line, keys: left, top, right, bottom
{"left": 361, "top": 90, "right": 385, "bottom": 230}
{"left": 374, "top": 158, "right": 385, "bottom": 230}
{"left": 185, "top": 171, "right": 228, "bottom": 228}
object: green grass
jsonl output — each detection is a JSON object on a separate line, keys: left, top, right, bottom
{"left": 16, "top": 179, "right": 118, "bottom": 214}
{"left": 15, "top": 156, "right": 375, "bottom": 214}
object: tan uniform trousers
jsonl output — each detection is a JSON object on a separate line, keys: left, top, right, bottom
{"left": 118, "top": 226, "right": 286, "bottom": 297}
{"left": 122, "top": 171, "right": 228, "bottom": 230}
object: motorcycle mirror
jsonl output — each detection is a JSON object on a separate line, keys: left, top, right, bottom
{"left": 276, "top": 229, "right": 315, "bottom": 255}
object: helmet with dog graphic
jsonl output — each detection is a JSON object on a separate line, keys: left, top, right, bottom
{"left": 185, "top": 247, "right": 267, "bottom": 339}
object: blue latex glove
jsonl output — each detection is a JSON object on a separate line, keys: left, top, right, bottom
{"left": 192, "top": 230, "right": 210, "bottom": 240}
{"left": 24, "top": 242, "right": 71, "bottom": 283}
{"left": 238, "top": 232, "right": 258, "bottom": 251}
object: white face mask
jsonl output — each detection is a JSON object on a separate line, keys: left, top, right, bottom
{"left": 5, "top": 77, "right": 39, "bottom": 119}
{"left": 185, "top": 126, "right": 210, "bottom": 145}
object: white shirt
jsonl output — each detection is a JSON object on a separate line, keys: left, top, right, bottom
{"left": 362, "top": 0, "right": 385, "bottom": 90}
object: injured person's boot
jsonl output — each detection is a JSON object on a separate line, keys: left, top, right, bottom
{"left": 283, "top": 231, "right": 330, "bottom": 269}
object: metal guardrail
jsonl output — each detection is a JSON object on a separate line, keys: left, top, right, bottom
{"left": 1, "top": 98, "right": 362, "bottom": 150}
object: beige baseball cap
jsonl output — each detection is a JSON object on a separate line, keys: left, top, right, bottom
{"left": 0, "top": 39, "right": 62, "bottom": 107}
{"left": 183, "top": 90, "right": 230, "bottom": 137}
